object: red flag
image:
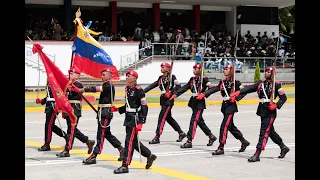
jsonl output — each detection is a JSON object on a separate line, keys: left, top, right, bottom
{"left": 32, "top": 44, "right": 77, "bottom": 125}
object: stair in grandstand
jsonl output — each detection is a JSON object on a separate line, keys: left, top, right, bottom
{"left": 25, "top": 58, "right": 46, "bottom": 73}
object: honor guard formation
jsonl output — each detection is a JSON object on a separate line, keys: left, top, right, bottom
{"left": 35, "top": 63, "right": 290, "bottom": 174}
{"left": 33, "top": 30, "right": 291, "bottom": 175}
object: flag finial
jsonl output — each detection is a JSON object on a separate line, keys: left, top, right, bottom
{"left": 76, "top": 7, "right": 81, "bottom": 18}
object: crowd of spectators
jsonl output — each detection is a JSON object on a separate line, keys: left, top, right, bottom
{"left": 25, "top": 18, "right": 295, "bottom": 62}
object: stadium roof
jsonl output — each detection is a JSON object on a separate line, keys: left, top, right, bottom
{"left": 80, "top": 0, "right": 295, "bottom": 8}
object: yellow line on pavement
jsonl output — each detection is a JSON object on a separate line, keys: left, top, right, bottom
{"left": 25, "top": 87, "right": 295, "bottom": 98}
{"left": 25, "top": 98, "right": 295, "bottom": 113}
{"left": 25, "top": 140, "right": 213, "bottom": 180}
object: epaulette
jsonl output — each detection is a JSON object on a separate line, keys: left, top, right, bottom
{"left": 135, "top": 85, "right": 141, "bottom": 89}
{"left": 275, "top": 81, "right": 281, "bottom": 84}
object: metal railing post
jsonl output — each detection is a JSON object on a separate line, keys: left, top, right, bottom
{"left": 263, "top": 58, "right": 266, "bottom": 73}
{"left": 120, "top": 55, "right": 122, "bottom": 70}
{"left": 152, "top": 45, "right": 154, "bottom": 61}
{"left": 134, "top": 52, "right": 137, "bottom": 69}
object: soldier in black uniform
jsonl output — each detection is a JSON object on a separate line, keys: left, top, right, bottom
{"left": 230, "top": 66, "right": 290, "bottom": 162}
{"left": 144, "top": 62, "right": 186, "bottom": 144}
{"left": 56, "top": 66, "right": 95, "bottom": 157}
{"left": 82, "top": 68, "right": 124, "bottom": 164}
{"left": 36, "top": 83, "right": 67, "bottom": 151}
{"left": 113, "top": 70, "right": 157, "bottom": 174}
{"left": 170, "top": 63, "right": 217, "bottom": 148}
{"left": 196, "top": 64, "right": 250, "bottom": 155}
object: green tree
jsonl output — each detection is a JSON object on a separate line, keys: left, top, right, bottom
{"left": 279, "top": 5, "right": 295, "bottom": 34}
{"left": 254, "top": 60, "right": 261, "bottom": 83}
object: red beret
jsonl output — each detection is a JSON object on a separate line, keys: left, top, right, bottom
{"left": 193, "top": 63, "right": 202, "bottom": 69}
{"left": 101, "top": 68, "right": 112, "bottom": 74}
{"left": 223, "top": 65, "right": 233, "bottom": 69}
{"left": 160, "top": 62, "right": 171, "bottom": 68}
{"left": 68, "top": 66, "right": 81, "bottom": 74}
{"left": 126, "top": 70, "right": 138, "bottom": 78}
{"left": 266, "top": 66, "right": 276, "bottom": 74}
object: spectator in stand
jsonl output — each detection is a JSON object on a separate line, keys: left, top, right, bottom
{"left": 270, "top": 32, "right": 276, "bottom": 41}
{"left": 98, "top": 33, "right": 108, "bottom": 42}
{"left": 53, "top": 23, "right": 63, "bottom": 41}
{"left": 262, "top": 31, "right": 268, "bottom": 41}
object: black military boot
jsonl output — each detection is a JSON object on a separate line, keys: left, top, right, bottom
{"left": 149, "top": 135, "right": 160, "bottom": 144}
{"left": 86, "top": 140, "right": 95, "bottom": 154}
{"left": 212, "top": 144, "right": 224, "bottom": 155}
{"left": 63, "top": 135, "right": 68, "bottom": 142}
{"left": 56, "top": 149, "right": 70, "bottom": 157}
{"left": 248, "top": 148, "right": 261, "bottom": 162}
{"left": 146, "top": 154, "right": 157, "bottom": 169}
{"left": 117, "top": 146, "right": 124, "bottom": 161}
{"left": 207, "top": 134, "right": 217, "bottom": 146}
{"left": 180, "top": 140, "right": 192, "bottom": 148}
{"left": 114, "top": 165, "right": 129, "bottom": 174}
{"left": 278, "top": 143, "right": 290, "bottom": 159}
{"left": 176, "top": 132, "right": 187, "bottom": 142}
{"left": 82, "top": 153, "right": 97, "bottom": 164}
{"left": 38, "top": 144, "right": 50, "bottom": 151}
{"left": 239, "top": 139, "right": 250, "bottom": 152}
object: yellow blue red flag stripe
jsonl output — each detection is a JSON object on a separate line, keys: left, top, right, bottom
{"left": 72, "top": 18, "right": 120, "bottom": 80}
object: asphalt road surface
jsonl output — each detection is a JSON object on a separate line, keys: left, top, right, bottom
{"left": 25, "top": 103, "right": 295, "bottom": 180}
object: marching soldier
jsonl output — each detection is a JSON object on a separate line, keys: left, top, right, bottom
{"left": 170, "top": 63, "right": 217, "bottom": 148}
{"left": 230, "top": 66, "right": 290, "bottom": 162}
{"left": 196, "top": 64, "right": 250, "bottom": 155}
{"left": 56, "top": 66, "right": 95, "bottom": 157}
{"left": 113, "top": 70, "right": 157, "bottom": 174}
{"left": 144, "top": 62, "right": 186, "bottom": 144}
{"left": 82, "top": 68, "right": 124, "bottom": 164}
{"left": 36, "top": 83, "right": 67, "bottom": 151}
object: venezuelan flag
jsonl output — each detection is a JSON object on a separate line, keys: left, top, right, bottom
{"left": 72, "top": 18, "right": 120, "bottom": 80}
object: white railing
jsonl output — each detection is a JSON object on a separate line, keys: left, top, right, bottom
{"left": 25, "top": 45, "right": 55, "bottom": 69}
{"left": 152, "top": 42, "right": 195, "bottom": 59}
{"left": 120, "top": 45, "right": 152, "bottom": 70}
{"left": 202, "top": 56, "right": 295, "bottom": 74}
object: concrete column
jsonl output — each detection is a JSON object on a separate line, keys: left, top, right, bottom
{"left": 225, "top": 6, "right": 237, "bottom": 36}
{"left": 153, "top": 3, "right": 160, "bottom": 31}
{"left": 110, "top": 1, "right": 117, "bottom": 33}
{"left": 193, "top": 5, "right": 200, "bottom": 33}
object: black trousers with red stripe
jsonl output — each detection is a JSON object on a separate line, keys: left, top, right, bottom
{"left": 92, "top": 117, "right": 122, "bottom": 155}
{"left": 65, "top": 116, "right": 89, "bottom": 151}
{"left": 122, "top": 126, "right": 152, "bottom": 166}
{"left": 155, "top": 105, "right": 183, "bottom": 137}
{"left": 187, "top": 109, "right": 212, "bottom": 141}
{"left": 219, "top": 113, "right": 244, "bottom": 144}
{"left": 44, "top": 111, "right": 66, "bottom": 145}
{"left": 256, "top": 116, "right": 283, "bottom": 150}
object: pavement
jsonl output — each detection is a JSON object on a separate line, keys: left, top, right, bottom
{"left": 25, "top": 103, "right": 295, "bottom": 180}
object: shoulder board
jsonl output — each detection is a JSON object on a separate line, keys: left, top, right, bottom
{"left": 275, "top": 81, "right": 281, "bottom": 84}
{"left": 135, "top": 86, "right": 141, "bottom": 89}
{"left": 203, "top": 76, "right": 207, "bottom": 78}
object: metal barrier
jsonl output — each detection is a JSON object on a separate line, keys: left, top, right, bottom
{"left": 202, "top": 56, "right": 295, "bottom": 74}
{"left": 151, "top": 42, "right": 195, "bottom": 59}
{"left": 25, "top": 45, "right": 55, "bottom": 69}
{"left": 120, "top": 45, "right": 153, "bottom": 70}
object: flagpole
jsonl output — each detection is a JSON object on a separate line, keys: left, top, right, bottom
{"left": 70, "top": 8, "right": 98, "bottom": 113}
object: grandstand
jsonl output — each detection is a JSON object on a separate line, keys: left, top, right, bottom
{"left": 25, "top": 0, "right": 295, "bottom": 88}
